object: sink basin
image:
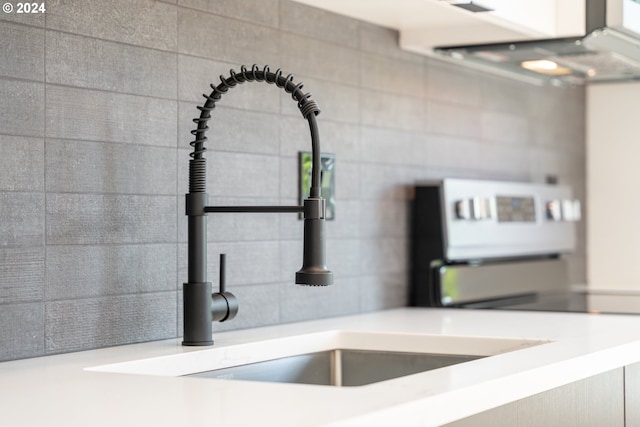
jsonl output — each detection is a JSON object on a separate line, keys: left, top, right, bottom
{"left": 87, "top": 330, "right": 546, "bottom": 387}
{"left": 188, "top": 348, "right": 482, "bottom": 387}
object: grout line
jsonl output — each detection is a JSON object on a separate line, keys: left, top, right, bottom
{"left": 0, "top": 17, "right": 44, "bottom": 31}
{"left": 623, "top": 366, "right": 627, "bottom": 425}
{"left": 44, "top": 26, "right": 177, "bottom": 55}
{"left": 277, "top": 0, "right": 283, "bottom": 325}
{"left": 44, "top": 81, "right": 177, "bottom": 103}
{"left": 41, "top": 289, "right": 180, "bottom": 304}
{"left": 45, "top": 137, "right": 180, "bottom": 154}
{"left": 177, "top": 3, "right": 280, "bottom": 31}
{"left": 175, "top": 8, "right": 182, "bottom": 339}
{"left": 34, "top": 190, "right": 184, "bottom": 197}
{"left": 0, "top": 73, "right": 44, "bottom": 85}
{"left": 42, "top": 7, "right": 48, "bottom": 357}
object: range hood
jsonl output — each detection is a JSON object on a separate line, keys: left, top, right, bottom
{"left": 434, "top": 0, "right": 640, "bottom": 85}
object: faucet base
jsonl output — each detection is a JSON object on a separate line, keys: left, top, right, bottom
{"left": 182, "top": 340, "right": 214, "bottom": 346}
{"left": 182, "top": 281, "right": 213, "bottom": 346}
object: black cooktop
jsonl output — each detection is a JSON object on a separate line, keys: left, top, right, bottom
{"left": 457, "top": 291, "right": 640, "bottom": 315}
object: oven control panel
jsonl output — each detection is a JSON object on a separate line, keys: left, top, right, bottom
{"left": 416, "top": 179, "right": 580, "bottom": 261}
{"left": 454, "top": 197, "right": 492, "bottom": 220}
{"left": 546, "top": 199, "right": 581, "bottom": 222}
{"left": 453, "top": 195, "right": 581, "bottom": 224}
{"left": 496, "top": 196, "right": 536, "bottom": 223}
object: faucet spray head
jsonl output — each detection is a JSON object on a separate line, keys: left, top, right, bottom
{"left": 296, "top": 197, "right": 333, "bottom": 287}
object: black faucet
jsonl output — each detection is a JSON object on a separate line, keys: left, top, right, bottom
{"left": 183, "top": 65, "right": 333, "bottom": 346}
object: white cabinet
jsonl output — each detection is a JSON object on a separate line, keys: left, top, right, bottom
{"left": 290, "top": 0, "right": 584, "bottom": 55}
{"left": 440, "top": 363, "right": 640, "bottom": 426}
{"left": 587, "top": 82, "right": 640, "bottom": 292}
{"left": 627, "top": 362, "right": 640, "bottom": 426}
{"left": 443, "top": 368, "right": 624, "bottom": 427}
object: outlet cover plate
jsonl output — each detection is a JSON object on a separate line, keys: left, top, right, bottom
{"left": 299, "top": 151, "right": 335, "bottom": 220}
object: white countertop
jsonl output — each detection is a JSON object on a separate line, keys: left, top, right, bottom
{"left": 4, "top": 307, "right": 640, "bottom": 427}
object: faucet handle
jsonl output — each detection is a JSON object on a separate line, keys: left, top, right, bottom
{"left": 219, "top": 253, "right": 227, "bottom": 293}
{"left": 211, "top": 253, "right": 239, "bottom": 322}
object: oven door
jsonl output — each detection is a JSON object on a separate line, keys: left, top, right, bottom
{"left": 433, "top": 257, "right": 569, "bottom": 307}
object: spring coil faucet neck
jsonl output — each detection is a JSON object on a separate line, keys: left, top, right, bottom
{"left": 183, "top": 65, "right": 333, "bottom": 346}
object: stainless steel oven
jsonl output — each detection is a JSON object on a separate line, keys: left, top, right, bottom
{"left": 410, "top": 179, "right": 583, "bottom": 311}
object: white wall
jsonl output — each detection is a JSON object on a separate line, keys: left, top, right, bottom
{"left": 587, "top": 82, "right": 640, "bottom": 291}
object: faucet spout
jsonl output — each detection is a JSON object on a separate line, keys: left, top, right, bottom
{"left": 183, "top": 65, "right": 333, "bottom": 346}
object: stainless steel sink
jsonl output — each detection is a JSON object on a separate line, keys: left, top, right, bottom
{"left": 187, "top": 348, "right": 482, "bottom": 387}
{"left": 87, "top": 330, "right": 547, "bottom": 387}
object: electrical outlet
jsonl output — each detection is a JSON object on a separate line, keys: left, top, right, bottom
{"left": 298, "top": 151, "right": 335, "bottom": 220}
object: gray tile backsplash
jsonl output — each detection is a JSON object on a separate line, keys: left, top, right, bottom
{"left": 45, "top": 85, "right": 177, "bottom": 145}
{"left": 0, "top": 303, "right": 44, "bottom": 360}
{"left": 45, "top": 139, "right": 177, "bottom": 194}
{"left": 0, "top": 193, "right": 44, "bottom": 247}
{"left": 0, "top": 79, "right": 45, "bottom": 137}
{"left": 45, "top": 0, "right": 178, "bottom": 51}
{"left": 46, "top": 31, "right": 177, "bottom": 98}
{"left": 178, "top": 0, "right": 280, "bottom": 28}
{"left": 46, "top": 194, "right": 177, "bottom": 245}
{"left": 0, "top": 247, "right": 44, "bottom": 304}
{"left": 0, "top": 22, "right": 44, "bottom": 81}
{"left": 280, "top": 32, "right": 360, "bottom": 86}
{"left": 0, "top": 135, "right": 44, "bottom": 191}
{"left": 0, "top": 0, "right": 585, "bottom": 361}
{"left": 46, "top": 244, "right": 176, "bottom": 299}
{"left": 177, "top": 7, "right": 280, "bottom": 65}
{"left": 45, "top": 292, "right": 177, "bottom": 353}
